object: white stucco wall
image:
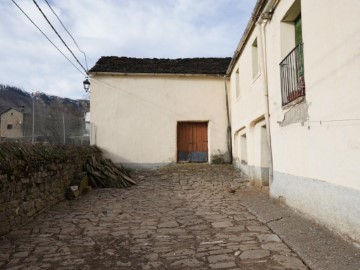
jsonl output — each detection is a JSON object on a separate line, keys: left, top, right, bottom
{"left": 84, "top": 112, "right": 90, "bottom": 135}
{"left": 264, "top": 0, "right": 360, "bottom": 242}
{"left": 90, "top": 74, "right": 229, "bottom": 168}
{"left": 266, "top": 0, "right": 360, "bottom": 191}
{"left": 229, "top": 29, "right": 270, "bottom": 185}
{"left": 227, "top": 0, "right": 360, "bottom": 242}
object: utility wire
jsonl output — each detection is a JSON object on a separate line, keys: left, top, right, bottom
{"left": 32, "top": 0, "right": 88, "bottom": 74}
{"left": 11, "top": 0, "right": 86, "bottom": 76}
{"left": 309, "top": 119, "right": 360, "bottom": 123}
{"left": 43, "top": 0, "right": 89, "bottom": 71}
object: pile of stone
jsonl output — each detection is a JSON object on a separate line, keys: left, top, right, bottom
{"left": 85, "top": 156, "right": 136, "bottom": 188}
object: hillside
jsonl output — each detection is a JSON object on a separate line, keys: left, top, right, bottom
{"left": 0, "top": 84, "right": 89, "bottom": 115}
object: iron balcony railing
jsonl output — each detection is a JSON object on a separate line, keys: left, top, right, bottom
{"left": 280, "top": 43, "right": 305, "bottom": 106}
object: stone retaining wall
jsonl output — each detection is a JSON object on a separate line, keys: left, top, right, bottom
{"left": 0, "top": 142, "right": 100, "bottom": 236}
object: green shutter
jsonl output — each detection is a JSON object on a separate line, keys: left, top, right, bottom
{"left": 295, "top": 16, "right": 303, "bottom": 45}
{"left": 295, "top": 16, "right": 304, "bottom": 82}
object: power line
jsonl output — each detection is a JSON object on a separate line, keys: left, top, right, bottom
{"left": 11, "top": 0, "right": 86, "bottom": 76}
{"left": 309, "top": 119, "right": 360, "bottom": 123}
{"left": 43, "top": 0, "right": 89, "bottom": 71}
{"left": 32, "top": 0, "right": 88, "bottom": 74}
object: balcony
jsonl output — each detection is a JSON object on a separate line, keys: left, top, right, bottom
{"left": 280, "top": 43, "right": 305, "bottom": 106}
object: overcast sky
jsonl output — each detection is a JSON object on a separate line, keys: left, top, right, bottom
{"left": 0, "top": 0, "right": 256, "bottom": 99}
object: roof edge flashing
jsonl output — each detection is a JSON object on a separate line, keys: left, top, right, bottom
{"left": 89, "top": 72, "right": 227, "bottom": 78}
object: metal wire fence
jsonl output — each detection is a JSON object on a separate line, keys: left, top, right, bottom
{"left": 0, "top": 101, "right": 90, "bottom": 145}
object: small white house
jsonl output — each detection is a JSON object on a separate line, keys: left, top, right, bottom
{"left": 89, "top": 57, "right": 231, "bottom": 169}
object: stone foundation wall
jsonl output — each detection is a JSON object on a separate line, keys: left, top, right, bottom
{"left": 0, "top": 143, "right": 101, "bottom": 236}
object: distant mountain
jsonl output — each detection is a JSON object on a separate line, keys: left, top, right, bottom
{"left": 0, "top": 84, "right": 89, "bottom": 115}
{"left": 0, "top": 84, "right": 90, "bottom": 143}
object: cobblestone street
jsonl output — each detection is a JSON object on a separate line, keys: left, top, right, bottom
{"left": 0, "top": 164, "right": 319, "bottom": 269}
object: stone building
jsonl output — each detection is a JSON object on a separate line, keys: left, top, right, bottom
{"left": 0, "top": 108, "right": 24, "bottom": 138}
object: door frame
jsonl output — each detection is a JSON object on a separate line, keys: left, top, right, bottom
{"left": 176, "top": 121, "right": 209, "bottom": 163}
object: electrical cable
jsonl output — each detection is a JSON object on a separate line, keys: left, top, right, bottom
{"left": 10, "top": 0, "right": 86, "bottom": 76}
{"left": 309, "top": 119, "right": 360, "bottom": 124}
{"left": 43, "top": 0, "right": 89, "bottom": 71}
{"left": 32, "top": 0, "right": 88, "bottom": 74}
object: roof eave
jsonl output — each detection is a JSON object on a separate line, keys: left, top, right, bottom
{"left": 0, "top": 107, "right": 23, "bottom": 115}
{"left": 89, "top": 71, "right": 227, "bottom": 78}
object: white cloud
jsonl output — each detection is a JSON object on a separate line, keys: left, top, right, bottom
{"left": 0, "top": 0, "right": 256, "bottom": 99}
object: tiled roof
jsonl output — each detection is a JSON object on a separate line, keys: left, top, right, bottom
{"left": 89, "top": 56, "right": 232, "bottom": 75}
{"left": 0, "top": 107, "right": 24, "bottom": 115}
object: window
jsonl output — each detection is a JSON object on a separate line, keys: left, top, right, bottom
{"left": 234, "top": 129, "right": 247, "bottom": 165}
{"left": 235, "top": 68, "right": 240, "bottom": 98}
{"left": 280, "top": 0, "right": 305, "bottom": 106}
{"left": 252, "top": 38, "right": 259, "bottom": 78}
{"left": 7, "top": 124, "right": 13, "bottom": 130}
{"left": 240, "top": 133, "right": 248, "bottom": 164}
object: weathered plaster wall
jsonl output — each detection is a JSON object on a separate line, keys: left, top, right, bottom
{"left": 271, "top": 172, "right": 360, "bottom": 243}
{"left": 228, "top": 29, "right": 270, "bottom": 186}
{"left": 90, "top": 75, "right": 229, "bottom": 168}
{"left": 264, "top": 0, "right": 360, "bottom": 242}
{"left": 0, "top": 143, "right": 100, "bottom": 236}
{"left": 266, "top": 0, "right": 360, "bottom": 190}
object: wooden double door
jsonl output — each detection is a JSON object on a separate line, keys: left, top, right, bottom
{"left": 177, "top": 122, "right": 208, "bottom": 163}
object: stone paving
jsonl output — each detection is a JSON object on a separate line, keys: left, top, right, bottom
{"left": 0, "top": 164, "right": 308, "bottom": 270}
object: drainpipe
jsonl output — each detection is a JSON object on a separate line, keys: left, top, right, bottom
{"left": 259, "top": 21, "right": 274, "bottom": 186}
{"left": 224, "top": 76, "right": 232, "bottom": 163}
{"left": 257, "top": 0, "right": 278, "bottom": 186}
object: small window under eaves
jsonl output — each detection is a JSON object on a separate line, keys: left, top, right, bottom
{"left": 235, "top": 68, "right": 240, "bottom": 98}
{"left": 252, "top": 38, "right": 260, "bottom": 78}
